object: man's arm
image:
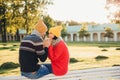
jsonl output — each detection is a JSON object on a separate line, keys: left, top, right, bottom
{"left": 37, "top": 47, "right": 48, "bottom": 62}
{"left": 37, "top": 38, "right": 51, "bottom": 62}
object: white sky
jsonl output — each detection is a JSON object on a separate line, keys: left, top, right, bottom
{"left": 47, "top": 0, "right": 109, "bottom": 23}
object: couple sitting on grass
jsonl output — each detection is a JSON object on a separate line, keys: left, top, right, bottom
{"left": 19, "top": 19, "right": 70, "bottom": 79}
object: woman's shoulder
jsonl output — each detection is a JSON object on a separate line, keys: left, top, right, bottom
{"left": 57, "top": 40, "right": 67, "bottom": 47}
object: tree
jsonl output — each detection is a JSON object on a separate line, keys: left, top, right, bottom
{"left": 55, "top": 20, "right": 67, "bottom": 38}
{"left": 61, "top": 24, "right": 67, "bottom": 38}
{"left": 67, "top": 20, "right": 80, "bottom": 26}
{"left": 0, "top": 1, "right": 7, "bottom": 42}
{"left": 10, "top": 0, "right": 25, "bottom": 41}
{"left": 43, "top": 15, "right": 55, "bottom": 34}
{"left": 22, "top": 0, "right": 53, "bottom": 34}
{"left": 0, "top": 0, "right": 53, "bottom": 41}
{"left": 104, "top": 27, "right": 114, "bottom": 38}
{"left": 105, "top": 0, "right": 120, "bottom": 23}
{"left": 79, "top": 23, "right": 89, "bottom": 39}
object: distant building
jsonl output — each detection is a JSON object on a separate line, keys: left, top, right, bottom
{"left": 0, "top": 23, "right": 120, "bottom": 42}
{"left": 65, "top": 23, "right": 120, "bottom": 42}
{"left": 0, "top": 29, "right": 26, "bottom": 42}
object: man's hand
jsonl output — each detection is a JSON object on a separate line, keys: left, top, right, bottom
{"left": 43, "top": 38, "right": 51, "bottom": 48}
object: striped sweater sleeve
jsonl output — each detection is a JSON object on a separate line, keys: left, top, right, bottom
{"left": 33, "top": 38, "right": 48, "bottom": 62}
{"left": 34, "top": 41, "right": 45, "bottom": 55}
{"left": 37, "top": 47, "right": 48, "bottom": 62}
{"left": 20, "top": 34, "right": 48, "bottom": 62}
{"left": 20, "top": 39, "right": 45, "bottom": 55}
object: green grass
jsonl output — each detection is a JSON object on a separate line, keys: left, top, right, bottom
{"left": 0, "top": 46, "right": 18, "bottom": 51}
{"left": 0, "top": 41, "right": 120, "bottom": 76}
{"left": 0, "top": 41, "right": 20, "bottom": 47}
{"left": 66, "top": 41, "right": 120, "bottom": 47}
{"left": 1, "top": 41, "right": 120, "bottom": 47}
{"left": 0, "top": 68, "right": 19, "bottom": 75}
{"left": 0, "top": 42, "right": 19, "bottom": 51}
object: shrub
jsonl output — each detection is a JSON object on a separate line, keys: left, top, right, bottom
{"left": 95, "top": 55, "right": 109, "bottom": 61}
{"left": 10, "top": 48, "right": 16, "bottom": 51}
{"left": 2, "top": 44, "right": 7, "bottom": 46}
{"left": 0, "top": 62, "right": 19, "bottom": 69}
{"left": 112, "top": 64, "right": 120, "bottom": 67}
{"left": 13, "top": 44, "right": 18, "bottom": 47}
{"left": 116, "top": 48, "right": 120, "bottom": 50}
{"left": 101, "top": 49, "right": 108, "bottom": 51}
{"left": 70, "top": 58, "right": 79, "bottom": 63}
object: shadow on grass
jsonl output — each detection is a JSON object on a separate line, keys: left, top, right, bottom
{"left": 0, "top": 47, "right": 10, "bottom": 50}
{"left": 10, "top": 48, "right": 16, "bottom": 51}
{"left": 116, "top": 48, "right": 120, "bottom": 50}
{"left": 70, "top": 58, "right": 80, "bottom": 63}
{"left": 101, "top": 49, "right": 108, "bottom": 51}
{"left": 2, "top": 44, "right": 8, "bottom": 46}
{"left": 95, "top": 55, "right": 109, "bottom": 61}
{"left": 98, "top": 46, "right": 110, "bottom": 48}
{"left": 112, "top": 64, "right": 120, "bottom": 67}
{"left": 0, "top": 62, "right": 19, "bottom": 74}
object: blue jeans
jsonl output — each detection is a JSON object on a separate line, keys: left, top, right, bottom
{"left": 21, "top": 64, "right": 52, "bottom": 79}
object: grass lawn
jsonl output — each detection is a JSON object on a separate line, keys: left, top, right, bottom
{"left": 0, "top": 41, "right": 120, "bottom": 76}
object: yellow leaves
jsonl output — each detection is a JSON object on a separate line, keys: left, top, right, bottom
{"left": 104, "top": 27, "right": 113, "bottom": 38}
{"left": 7, "top": 26, "right": 16, "bottom": 35}
{"left": 80, "top": 23, "right": 88, "bottom": 31}
{"left": 105, "top": 27, "right": 112, "bottom": 32}
{"left": 6, "top": 12, "right": 12, "bottom": 17}
{"left": 118, "top": 24, "right": 120, "bottom": 28}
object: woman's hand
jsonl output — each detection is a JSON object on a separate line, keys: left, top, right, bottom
{"left": 43, "top": 38, "right": 51, "bottom": 48}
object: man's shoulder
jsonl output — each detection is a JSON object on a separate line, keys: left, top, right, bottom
{"left": 23, "top": 34, "right": 42, "bottom": 42}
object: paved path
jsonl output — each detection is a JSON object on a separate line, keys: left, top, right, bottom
{"left": 0, "top": 66, "right": 120, "bottom": 80}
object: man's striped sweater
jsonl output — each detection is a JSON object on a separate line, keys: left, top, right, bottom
{"left": 19, "top": 34, "right": 48, "bottom": 72}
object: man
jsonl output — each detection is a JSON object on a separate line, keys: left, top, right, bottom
{"left": 19, "top": 19, "right": 51, "bottom": 79}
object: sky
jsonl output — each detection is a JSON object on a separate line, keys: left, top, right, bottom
{"left": 47, "top": 0, "right": 109, "bottom": 23}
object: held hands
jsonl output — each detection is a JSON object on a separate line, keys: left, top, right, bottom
{"left": 43, "top": 38, "right": 52, "bottom": 48}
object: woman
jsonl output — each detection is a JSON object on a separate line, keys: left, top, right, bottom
{"left": 46, "top": 26, "right": 70, "bottom": 76}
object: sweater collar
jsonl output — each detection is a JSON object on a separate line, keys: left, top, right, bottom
{"left": 31, "top": 30, "right": 43, "bottom": 40}
{"left": 52, "top": 37, "right": 62, "bottom": 46}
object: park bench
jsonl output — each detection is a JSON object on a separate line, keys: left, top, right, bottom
{"left": 0, "top": 66, "right": 120, "bottom": 80}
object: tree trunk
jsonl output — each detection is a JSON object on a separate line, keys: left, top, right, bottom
{"left": 16, "top": 29, "right": 20, "bottom": 41}
{"left": 2, "top": 26, "right": 7, "bottom": 42}
{"left": 25, "top": 0, "right": 28, "bottom": 34}
{"left": 1, "top": 18, "right": 7, "bottom": 42}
